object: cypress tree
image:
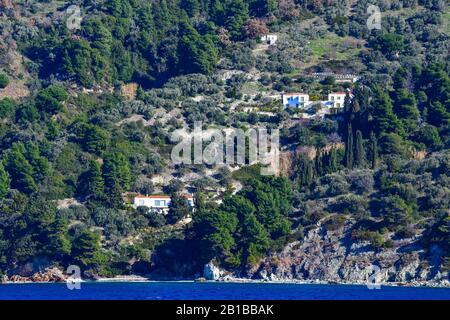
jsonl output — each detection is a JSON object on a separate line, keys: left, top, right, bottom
{"left": 299, "top": 155, "right": 313, "bottom": 186}
{"left": 344, "top": 93, "right": 352, "bottom": 115}
{"left": 350, "top": 98, "right": 360, "bottom": 127}
{"left": 354, "top": 130, "right": 366, "bottom": 167}
{"left": 315, "top": 150, "right": 323, "bottom": 176}
{"left": 351, "top": 97, "right": 361, "bottom": 114}
{"left": 344, "top": 123, "right": 353, "bottom": 169}
{"left": 329, "top": 147, "right": 338, "bottom": 172}
{"left": 0, "top": 162, "right": 10, "bottom": 197}
{"left": 369, "top": 132, "right": 378, "bottom": 169}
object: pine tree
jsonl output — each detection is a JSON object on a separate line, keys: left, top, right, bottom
{"left": 102, "top": 152, "right": 131, "bottom": 207}
{"left": 344, "top": 123, "right": 353, "bottom": 169}
{"left": 370, "top": 86, "right": 404, "bottom": 136}
{"left": 45, "top": 218, "right": 71, "bottom": 260}
{"left": 427, "top": 102, "right": 450, "bottom": 127}
{"left": 354, "top": 130, "right": 366, "bottom": 168}
{"left": 87, "top": 161, "right": 105, "bottom": 200}
{"left": 181, "top": 0, "right": 200, "bottom": 16}
{"left": 178, "top": 19, "right": 219, "bottom": 74}
{"left": 393, "top": 89, "right": 419, "bottom": 133}
{"left": 224, "top": 0, "right": 249, "bottom": 40}
{"left": 167, "top": 194, "right": 192, "bottom": 224}
{"left": 0, "top": 162, "right": 10, "bottom": 197}
{"left": 25, "top": 142, "right": 49, "bottom": 181}
{"left": 71, "top": 229, "right": 105, "bottom": 268}
{"left": 242, "top": 214, "right": 269, "bottom": 266}
{"left": 5, "top": 143, "right": 37, "bottom": 194}
{"left": 103, "top": 152, "right": 131, "bottom": 192}
{"left": 211, "top": 0, "right": 225, "bottom": 24}
{"left": 194, "top": 191, "right": 207, "bottom": 212}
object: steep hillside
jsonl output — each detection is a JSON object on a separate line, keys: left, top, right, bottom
{"left": 0, "top": 0, "right": 448, "bottom": 285}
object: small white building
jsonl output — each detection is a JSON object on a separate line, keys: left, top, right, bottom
{"left": 133, "top": 194, "right": 194, "bottom": 214}
{"left": 328, "top": 92, "right": 351, "bottom": 109}
{"left": 282, "top": 93, "right": 310, "bottom": 108}
{"left": 260, "top": 34, "right": 278, "bottom": 45}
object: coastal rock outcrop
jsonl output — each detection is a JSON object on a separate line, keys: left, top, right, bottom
{"left": 3, "top": 267, "right": 68, "bottom": 283}
{"left": 203, "top": 261, "right": 222, "bottom": 280}
{"left": 30, "top": 267, "right": 67, "bottom": 283}
{"left": 250, "top": 221, "right": 449, "bottom": 286}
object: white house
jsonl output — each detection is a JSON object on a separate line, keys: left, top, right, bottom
{"left": 260, "top": 34, "right": 278, "bottom": 45}
{"left": 282, "top": 93, "right": 310, "bottom": 108}
{"left": 282, "top": 91, "right": 353, "bottom": 118}
{"left": 133, "top": 194, "right": 194, "bottom": 214}
{"left": 328, "top": 92, "right": 351, "bottom": 109}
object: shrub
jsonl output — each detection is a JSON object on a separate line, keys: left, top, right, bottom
{"left": 324, "top": 215, "right": 347, "bottom": 231}
{"left": 347, "top": 170, "right": 374, "bottom": 194}
{"left": 147, "top": 211, "right": 166, "bottom": 228}
{"left": 372, "top": 195, "right": 414, "bottom": 228}
{"left": 300, "top": 210, "right": 327, "bottom": 226}
{"left": 351, "top": 229, "right": 387, "bottom": 249}
{"left": 395, "top": 225, "right": 416, "bottom": 239}
{"left": 330, "top": 194, "right": 369, "bottom": 216}
{"left": 412, "top": 125, "right": 442, "bottom": 151}
{"left": 36, "top": 85, "right": 68, "bottom": 114}
{"left": 0, "top": 98, "right": 14, "bottom": 118}
{"left": 313, "top": 174, "right": 350, "bottom": 198}
{"left": 0, "top": 73, "right": 9, "bottom": 88}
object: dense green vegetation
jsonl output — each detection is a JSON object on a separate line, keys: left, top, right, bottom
{"left": 0, "top": 0, "right": 448, "bottom": 278}
{"left": 191, "top": 176, "right": 292, "bottom": 269}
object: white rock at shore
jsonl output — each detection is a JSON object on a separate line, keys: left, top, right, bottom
{"left": 203, "top": 261, "right": 221, "bottom": 280}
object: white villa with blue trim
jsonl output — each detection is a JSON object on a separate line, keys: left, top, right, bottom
{"left": 282, "top": 91, "right": 352, "bottom": 117}
{"left": 282, "top": 93, "right": 310, "bottom": 108}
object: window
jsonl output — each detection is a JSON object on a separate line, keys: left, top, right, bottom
{"left": 139, "top": 200, "right": 145, "bottom": 205}
{"left": 331, "top": 96, "right": 334, "bottom": 101}
{"left": 154, "top": 200, "right": 166, "bottom": 206}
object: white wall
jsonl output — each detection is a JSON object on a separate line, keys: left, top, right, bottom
{"left": 261, "top": 34, "right": 278, "bottom": 45}
{"left": 133, "top": 197, "right": 194, "bottom": 212}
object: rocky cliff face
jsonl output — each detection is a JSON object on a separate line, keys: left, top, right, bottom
{"left": 247, "top": 221, "right": 449, "bottom": 286}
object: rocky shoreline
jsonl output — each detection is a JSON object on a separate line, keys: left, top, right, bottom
{"left": 201, "top": 262, "right": 450, "bottom": 288}
{"left": 2, "top": 267, "right": 449, "bottom": 288}
{"left": 1, "top": 267, "right": 68, "bottom": 284}
{"left": 2, "top": 220, "right": 448, "bottom": 288}
{"left": 2, "top": 277, "right": 449, "bottom": 289}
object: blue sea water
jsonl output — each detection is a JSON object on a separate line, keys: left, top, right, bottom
{"left": 0, "top": 282, "right": 450, "bottom": 300}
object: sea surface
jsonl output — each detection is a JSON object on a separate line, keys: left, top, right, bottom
{"left": 0, "top": 282, "right": 449, "bottom": 300}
